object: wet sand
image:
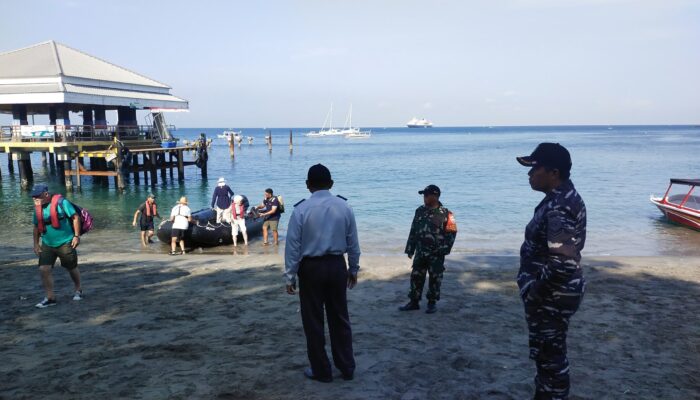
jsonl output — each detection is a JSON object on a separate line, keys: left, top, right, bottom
{"left": 1, "top": 244, "right": 699, "bottom": 399}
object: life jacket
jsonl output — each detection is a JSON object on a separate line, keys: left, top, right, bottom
{"left": 233, "top": 203, "right": 246, "bottom": 220}
{"left": 145, "top": 200, "right": 157, "bottom": 217}
{"left": 35, "top": 194, "right": 65, "bottom": 234}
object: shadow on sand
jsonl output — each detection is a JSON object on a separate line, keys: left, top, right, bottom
{"left": 0, "top": 254, "right": 698, "bottom": 399}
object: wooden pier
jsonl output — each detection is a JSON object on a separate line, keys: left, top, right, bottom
{"left": 0, "top": 125, "right": 206, "bottom": 190}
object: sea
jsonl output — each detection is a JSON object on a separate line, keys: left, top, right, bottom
{"left": 2, "top": 125, "right": 700, "bottom": 257}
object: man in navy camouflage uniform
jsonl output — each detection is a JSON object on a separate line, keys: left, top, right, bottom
{"left": 399, "top": 184, "right": 456, "bottom": 314}
{"left": 517, "top": 143, "right": 586, "bottom": 400}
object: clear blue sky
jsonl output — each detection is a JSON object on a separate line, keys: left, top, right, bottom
{"left": 2, "top": 0, "right": 699, "bottom": 127}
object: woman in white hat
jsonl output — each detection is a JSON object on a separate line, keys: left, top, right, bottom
{"left": 231, "top": 195, "right": 248, "bottom": 246}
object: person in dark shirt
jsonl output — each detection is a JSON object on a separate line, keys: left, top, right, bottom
{"left": 211, "top": 177, "right": 234, "bottom": 223}
{"left": 256, "top": 188, "right": 281, "bottom": 245}
{"left": 132, "top": 193, "right": 160, "bottom": 246}
{"left": 516, "top": 143, "right": 586, "bottom": 400}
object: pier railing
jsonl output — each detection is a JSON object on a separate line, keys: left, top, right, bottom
{"left": 0, "top": 124, "right": 177, "bottom": 143}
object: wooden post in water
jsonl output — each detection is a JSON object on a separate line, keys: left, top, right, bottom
{"left": 75, "top": 156, "right": 81, "bottom": 189}
{"left": 41, "top": 152, "right": 47, "bottom": 167}
{"left": 177, "top": 150, "right": 184, "bottom": 182}
{"left": 132, "top": 154, "right": 140, "bottom": 185}
{"left": 201, "top": 149, "right": 208, "bottom": 179}
{"left": 289, "top": 130, "right": 293, "bottom": 152}
{"left": 7, "top": 154, "right": 14, "bottom": 174}
{"left": 63, "top": 160, "right": 73, "bottom": 190}
{"left": 143, "top": 154, "right": 149, "bottom": 186}
{"left": 169, "top": 151, "right": 174, "bottom": 180}
{"left": 149, "top": 151, "right": 158, "bottom": 186}
{"left": 159, "top": 153, "right": 167, "bottom": 181}
{"left": 228, "top": 135, "right": 235, "bottom": 158}
{"left": 48, "top": 152, "right": 55, "bottom": 172}
{"left": 114, "top": 141, "right": 125, "bottom": 191}
{"left": 56, "top": 156, "right": 65, "bottom": 185}
{"left": 15, "top": 153, "right": 33, "bottom": 189}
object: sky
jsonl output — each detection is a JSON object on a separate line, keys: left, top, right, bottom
{"left": 1, "top": 0, "right": 699, "bottom": 127}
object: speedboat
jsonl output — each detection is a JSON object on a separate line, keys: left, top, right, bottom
{"left": 406, "top": 117, "right": 433, "bottom": 128}
{"left": 650, "top": 179, "right": 700, "bottom": 230}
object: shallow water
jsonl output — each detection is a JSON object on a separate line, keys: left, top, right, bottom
{"left": 2, "top": 125, "right": 699, "bottom": 257}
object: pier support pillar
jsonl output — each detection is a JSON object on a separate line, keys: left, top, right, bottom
{"left": 7, "top": 154, "right": 14, "bottom": 174}
{"left": 149, "top": 151, "right": 157, "bottom": 186}
{"left": 57, "top": 153, "right": 71, "bottom": 188}
{"left": 114, "top": 142, "right": 125, "bottom": 191}
{"left": 168, "top": 152, "right": 174, "bottom": 180}
{"left": 75, "top": 157, "right": 81, "bottom": 189}
{"left": 159, "top": 153, "right": 167, "bottom": 181}
{"left": 132, "top": 154, "right": 140, "bottom": 185}
{"left": 41, "top": 152, "right": 47, "bottom": 166}
{"left": 13, "top": 152, "right": 33, "bottom": 189}
{"left": 48, "top": 152, "right": 55, "bottom": 173}
{"left": 12, "top": 105, "right": 28, "bottom": 126}
{"left": 177, "top": 150, "right": 184, "bottom": 182}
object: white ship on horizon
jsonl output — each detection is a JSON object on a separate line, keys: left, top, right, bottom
{"left": 406, "top": 117, "right": 433, "bottom": 128}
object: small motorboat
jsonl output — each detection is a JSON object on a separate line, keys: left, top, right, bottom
{"left": 157, "top": 196, "right": 264, "bottom": 247}
{"left": 650, "top": 179, "right": 700, "bottom": 230}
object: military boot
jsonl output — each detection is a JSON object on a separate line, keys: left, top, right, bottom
{"left": 425, "top": 301, "right": 437, "bottom": 314}
{"left": 398, "top": 300, "right": 420, "bottom": 311}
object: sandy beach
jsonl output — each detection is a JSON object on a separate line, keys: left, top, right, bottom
{"left": 1, "top": 243, "right": 699, "bottom": 399}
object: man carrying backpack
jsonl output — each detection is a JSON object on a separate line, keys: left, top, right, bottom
{"left": 31, "top": 184, "right": 83, "bottom": 309}
{"left": 256, "top": 188, "right": 283, "bottom": 245}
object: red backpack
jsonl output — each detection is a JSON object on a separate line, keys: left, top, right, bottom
{"left": 35, "top": 194, "right": 94, "bottom": 236}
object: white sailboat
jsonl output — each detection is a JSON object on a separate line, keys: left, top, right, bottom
{"left": 306, "top": 104, "right": 342, "bottom": 137}
{"left": 340, "top": 104, "right": 371, "bottom": 138}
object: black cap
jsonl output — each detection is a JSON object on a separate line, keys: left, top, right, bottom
{"left": 30, "top": 184, "right": 49, "bottom": 197}
{"left": 418, "top": 184, "right": 441, "bottom": 196}
{"left": 307, "top": 164, "right": 332, "bottom": 184}
{"left": 517, "top": 143, "right": 571, "bottom": 172}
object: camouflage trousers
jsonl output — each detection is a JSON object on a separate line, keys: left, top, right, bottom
{"left": 525, "top": 291, "right": 583, "bottom": 400}
{"left": 408, "top": 255, "right": 445, "bottom": 302}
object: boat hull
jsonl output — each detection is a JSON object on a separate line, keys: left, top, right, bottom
{"left": 156, "top": 199, "right": 264, "bottom": 247}
{"left": 406, "top": 125, "right": 433, "bottom": 128}
{"left": 651, "top": 198, "right": 700, "bottom": 230}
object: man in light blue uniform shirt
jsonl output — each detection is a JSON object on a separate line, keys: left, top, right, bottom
{"left": 285, "top": 164, "right": 361, "bottom": 383}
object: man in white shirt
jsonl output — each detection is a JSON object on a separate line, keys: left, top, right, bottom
{"left": 285, "top": 164, "right": 361, "bottom": 383}
{"left": 169, "top": 196, "right": 192, "bottom": 255}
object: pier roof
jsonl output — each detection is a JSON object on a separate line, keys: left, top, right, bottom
{"left": 0, "top": 41, "right": 188, "bottom": 112}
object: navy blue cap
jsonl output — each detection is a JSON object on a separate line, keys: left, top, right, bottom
{"left": 517, "top": 143, "right": 572, "bottom": 173}
{"left": 30, "top": 184, "right": 49, "bottom": 197}
{"left": 307, "top": 164, "right": 332, "bottom": 184}
{"left": 419, "top": 184, "right": 441, "bottom": 196}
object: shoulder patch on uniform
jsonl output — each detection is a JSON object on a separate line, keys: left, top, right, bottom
{"left": 294, "top": 199, "right": 306, "bottom": 207}
{"left": 336, "top": 195, "right": 347, "bottom": 201}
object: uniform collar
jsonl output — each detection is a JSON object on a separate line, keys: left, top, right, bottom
{"left": 311, "top": 190, "right": 332, "bottom": 198}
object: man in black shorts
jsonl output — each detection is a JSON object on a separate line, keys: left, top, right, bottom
{"left": 132, "top": 193, "right": 160, "bottom": 246}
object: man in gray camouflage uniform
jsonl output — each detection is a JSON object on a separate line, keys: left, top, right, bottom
{"left": 399, "top": 184, "right": 456, "bottom": 314}
{"left": 516, "top": 143, "right": 586, "bottom": 400}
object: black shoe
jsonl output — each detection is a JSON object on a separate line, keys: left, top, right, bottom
{"left": 399, "top": 301, "right": 420, "bottom": 311}
{"left": 304, "top": 367, "right": 332, "bottom": 383}
{"left": 341, "top": 372, "right": 354, "bottom": 381}
{"left": 426, "top": 301, "right": 437, "bottom": 314}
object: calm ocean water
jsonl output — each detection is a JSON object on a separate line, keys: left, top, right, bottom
{"left": 2, "top": 125, "right": 700, "bottom": 257}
